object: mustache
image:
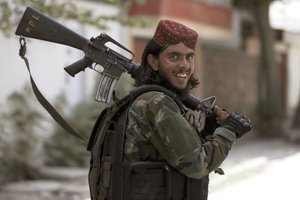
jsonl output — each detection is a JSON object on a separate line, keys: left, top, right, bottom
{"left": 173, "top": 67, "right": 191, "bottom": 74}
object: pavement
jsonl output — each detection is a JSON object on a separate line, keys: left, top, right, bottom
{"left": 209, "top": 134, "right": 300, "bottom": 200}
{"left": 0, "top": 167, "right": 90, "bottom": 200}
{"left": 0, "top": 134, "right": 299, "bottom": 200}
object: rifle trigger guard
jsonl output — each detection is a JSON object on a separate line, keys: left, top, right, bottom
{"left": 19, "top": 36, "right": 27, "bottom": 58}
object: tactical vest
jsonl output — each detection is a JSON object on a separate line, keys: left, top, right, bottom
{"left": 87, "top": 85, "right": 209, "bottom": 200}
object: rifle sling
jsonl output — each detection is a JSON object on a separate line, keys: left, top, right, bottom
{"left": 18, "top": 36, "right": 87, "bottom": 144}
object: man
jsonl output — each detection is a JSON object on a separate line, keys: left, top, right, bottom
{"left": 123, "top": 20, "right": 251, "bottom": 199}
{"left": 88, "top": 19, "right": 252, "bottom": 200}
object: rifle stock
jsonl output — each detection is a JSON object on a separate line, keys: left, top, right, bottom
{"left": 15, "top": 7, "right": 88, "bottom": 50}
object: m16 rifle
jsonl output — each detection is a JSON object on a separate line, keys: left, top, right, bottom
{"left": 15, "top": 6, "right": 216, "bottom": 112}
{"left": 15, "top": 6, "right": 139, "bottom": 103}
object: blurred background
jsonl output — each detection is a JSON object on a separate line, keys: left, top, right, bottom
{"left": 0, "top": 0, "right": 299, "bottom": 199}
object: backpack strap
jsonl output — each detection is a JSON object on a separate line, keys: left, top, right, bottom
{"left": 109, "top": 106, "right": 129, "bottom": 200}
{"left": 87, "top": 94, "right": 131, "bottom": 151}
{"left": 87, "top": 95, "right": 132, "bottom": 200}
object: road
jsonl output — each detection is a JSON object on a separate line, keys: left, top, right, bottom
{"left": 209, "top": 135, "right": 300, "bottom": 200}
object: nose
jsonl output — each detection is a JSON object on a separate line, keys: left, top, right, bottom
{"left": 178, "top": 57, "right": 189, "bottom": 68}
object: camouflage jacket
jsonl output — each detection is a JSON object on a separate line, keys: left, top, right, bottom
{"left": 124, "top": 91, "right": 236, "bottom": 179}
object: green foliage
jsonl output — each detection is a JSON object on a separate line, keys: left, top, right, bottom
{"left": 292, "top": 101, "right": 300, "bottom": 128}
{"left": 43, "top": 98, "right": 106, "bottom": 167}
{"left": 232, "top": 0, "right": 275, "bottom": 9}
{"left": 255, "top": 102, "right": 282, "bottom": 137}
{"left": 43, "top": 73, "right": 134, "bottom": 167}
{"left": 0, "top": 83, "right": 106, "bottom": 184}
{"left": 113, "top": 73, "right": 135, "bottom": 99}
{"left": 0, "top": 0, "right": 144, "bottom": 185}
{"left": 0, "top": 84, "right": 47, "bottom": 185}
{"left": 0, "top": 0, "right": 149, "bottom": 37}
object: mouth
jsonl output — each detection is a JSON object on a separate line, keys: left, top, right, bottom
{"left": 174, "top": 71, "right": 189, "bottom": 79}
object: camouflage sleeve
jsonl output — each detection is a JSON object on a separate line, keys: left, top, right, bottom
{"left": 129, "top": 92, "right": 236, "bottom": 179}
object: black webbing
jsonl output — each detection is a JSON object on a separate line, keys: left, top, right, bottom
{"left": 18, "top": 36, "right": 87, "bottom": 144}
{"left": 109, "top": 106, "right": 129, "bottom": 200}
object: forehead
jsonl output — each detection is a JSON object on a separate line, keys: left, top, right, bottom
{"left": 161, "top": 43, "right": 195, "bottom": 55}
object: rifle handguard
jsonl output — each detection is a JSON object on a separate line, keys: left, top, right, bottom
{"left": 181, "top": 94, "right": 216, "bottom": 114}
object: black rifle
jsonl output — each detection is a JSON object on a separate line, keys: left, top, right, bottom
{"left": 15, "top": 6, "right": 215, "bottom": 112}
{"left": 15, "top": 6, "right": 139, "bottom": 103}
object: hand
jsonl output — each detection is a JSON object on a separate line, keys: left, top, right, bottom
{"left": 214, "top": 105, "right": 229, "bottom": 123}
{"left": 200, "top": 110, "right": 219, "bottom": 137}
{"left": 200, "top": 105, "right": 226, "bottom": 138}
{"left": 221, "top": 112, "right": 252, "bottom": 138}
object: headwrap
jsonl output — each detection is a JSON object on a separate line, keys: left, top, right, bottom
{"left": 153, "top": 19, "right": 198, "bottom": 49}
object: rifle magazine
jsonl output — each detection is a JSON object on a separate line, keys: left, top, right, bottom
{"left": 96, "top": 74, "right": 117, "bottom": 103}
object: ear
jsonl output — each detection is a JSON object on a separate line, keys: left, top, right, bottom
{"left": 147, "top": 54, "right": 159, "bottom": 71}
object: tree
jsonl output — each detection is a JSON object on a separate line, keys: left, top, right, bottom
{"left": 0, "top": 0, "right": 147, "bottom": 37}
{"left": 0, "top": 84, "right": 48, "bottom": 185}
{"left": 43, "top": 96, "right": 105, "bottom": 167}
{"left": 232, "top": 0, "right": 282, "bottom": 137}
{"left": 0, "top": 0, "right": 145, "bottom": 183}
{"left": 292, "top": 99, "right": 300, "bottom": 128}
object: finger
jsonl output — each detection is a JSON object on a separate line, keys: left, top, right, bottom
{"left": 214, "top": 105, "right": 222, "bottom": 115}
{"left": 216, "top": 111, "right": 228, "bottom": 123}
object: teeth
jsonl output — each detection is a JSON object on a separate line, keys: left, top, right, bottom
{"left": 176, "top": 73, "right": 187, "bottom": 78}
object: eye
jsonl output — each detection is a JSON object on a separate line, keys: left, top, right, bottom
{"left": 187, "top": 54, "right": 194, "bottom": 61}
{"left": 169, "top": 54, "right": 179, "bottom": 61}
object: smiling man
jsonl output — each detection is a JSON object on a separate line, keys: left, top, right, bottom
{"left": 147, "top": 42, "right": 195, "bottom": 90}
{"left": 122, "top": 20, "right": 251, "bottom": 200}
{"left": 135, "top": 19, "right": 200, "bottom": 93}
{"left": 92, "top": 20, "right": 252, "bottom": 200}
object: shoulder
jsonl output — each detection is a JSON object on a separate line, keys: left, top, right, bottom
{"left": 132, "top": 91, "right": 180, "bottom": 113}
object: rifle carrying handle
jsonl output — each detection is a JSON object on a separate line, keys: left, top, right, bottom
{"left": 64, "top": 56, "right": 93, "bottom": 77}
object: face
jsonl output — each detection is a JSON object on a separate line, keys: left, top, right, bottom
{"left": 148, "top": 43, "right": 195, "bottom": 90}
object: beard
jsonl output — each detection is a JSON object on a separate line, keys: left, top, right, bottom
{"left": 156, "top": 69, "right": 192, "bottom": 95}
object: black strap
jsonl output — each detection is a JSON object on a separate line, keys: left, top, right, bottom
{"left": 110, "top": 104, "right": 130, "bottom": 200}
{"left": 18, "top": 36, "right": 87, "bottom": 144}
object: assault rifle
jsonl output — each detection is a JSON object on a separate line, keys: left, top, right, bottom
{"left": 15, "top": 6, "right": 139, "bottom": 103}
{"left": 15, "top": 6, "right": 216, "bottom": 112}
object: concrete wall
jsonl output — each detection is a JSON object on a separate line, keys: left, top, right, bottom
{"left": 201, "top": 45, "right": 258, "bottom": 118}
